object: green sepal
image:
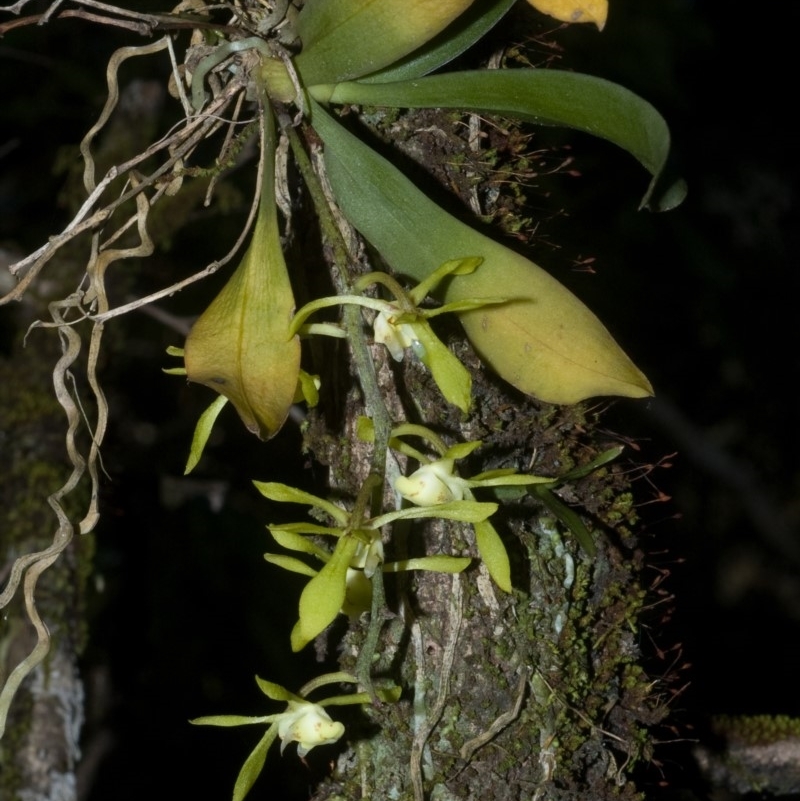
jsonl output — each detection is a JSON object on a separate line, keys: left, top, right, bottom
{"left": 371, "top": 499, "right": 497, "bottom": 528}
{"left": 385, "top": 555, "right": 472, "bottom": 573}
{"left": 253, "top": 481, "right": 349, "bottom": 525}
{"left": 291, "top": 535, "right": 360, "bottom": 651}
{"left": 255, "top": 677, "right": 302, "bottom": 703}
{"left": 184, "top": 394, "right": 228, "bottom": 475}
{"left": 232, "top": 726, "right": 279, "bottom": 801}
{"left": 264, "top": 554, "right": 319, "bottom": 578}
{"left": 473, "top": 519, "right": 512, "bottom": 592}
{"left": 411, "top": 320, "right": 472, "bottom": 412}
{"left": 190, "top": 714, "right": 274, "bottom": 727}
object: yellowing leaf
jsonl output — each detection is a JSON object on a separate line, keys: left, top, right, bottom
{"left": 183, "top": 111, "right": 300, "bottom": 440}
{"left": 447, "top": 247, "right": 652, "bottom": 404}
{"left": 525, "top": 0, "right": 608, "bottom": 30}
{"left": 295, "top": 0, "right": 476, "bottom": 84}
{"left": 313, "top": 104, "right": 653, "bottom": 404}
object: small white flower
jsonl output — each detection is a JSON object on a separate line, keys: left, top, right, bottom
{"left": 276, "top": 701, "right": 345, "bottom": 756}
{"left": 373, "top": 309, "right": 417, "bottom": 361}
{"left": 394, "top": 459, "right": 466, "bottom": 506}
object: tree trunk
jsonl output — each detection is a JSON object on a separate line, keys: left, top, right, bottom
{"left": 0, "top": 330, "right": 90, "bottom": 801}
{"left": 304, "top": 333, "right": 661, "bottom": 800}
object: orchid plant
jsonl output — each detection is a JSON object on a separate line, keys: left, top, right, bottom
{"left": 191, "top": 672, "right": 400, "bottom": 801}
{"left": 0, "top": 0, "right": 684, "bottom": 796}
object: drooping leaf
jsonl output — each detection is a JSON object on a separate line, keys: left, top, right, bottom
{"left": 295, "top": 0, "right": 477, "bottom": 85}
{"left": 291, "top": 536, "right": 360, "bottom": 651}
{"left": 525, "top": 0, "right": 608, "bottom": 29}
{"left": 473, "top": 519, "right": 512, "bottom": 591}
{"left": 183, "top": 109, "right": 300, "bottom": 439}
{"left": 311, "top": 70, "right": 685, "bottom": 211}
{"left": 312, "top": 104, "right": 653, "bottom": 404}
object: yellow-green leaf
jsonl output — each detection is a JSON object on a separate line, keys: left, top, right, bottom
{"left": 183, "top": 109, "right": 300, "bottom": 440}
{"left": 313, "top": 104, "right": 652, "bottom": 404}
{"left": 295, "top": 0, "right": 476, "bottom": 85}
{"left": 525, "top": 0, "right": 607, "bottom": 29}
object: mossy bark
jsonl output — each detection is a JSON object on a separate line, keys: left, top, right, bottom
{"left": 0, "top": 329, "right": 93, "bottom": 801}
{"left": 302, "top": 333, "right": 663, "bottom": 799}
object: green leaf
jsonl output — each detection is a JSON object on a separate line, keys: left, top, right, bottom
{"left": 184, "top": 394, "right": 228, "bottom": 475}
{"left": 232, "top": 726, "right": 279, "bottom": 801}
{"left": 312, "top": 103, "right": 653, "bottom": 404}
{"left": 529, "top": 485, "right": 596, "bottom": 556}
{"left": 295, "top": 0, "right": 477, "bottom": 85}
{"left": 555, "top": 445, "right": 624, "bottom": 482}
{"left": 473, "top": 519, "right": 512, "bottom": 591}
{"left": 362, "top": 0, "right": 516, "bottom": 83}
{"left": 183, "top": 109, "right": 300, "bottom": 439}
{"left": 312, "top": 70, "right": 685, "bottom": 211}
{"left": 291, "top": 536, "right": 360, "bottom": 651}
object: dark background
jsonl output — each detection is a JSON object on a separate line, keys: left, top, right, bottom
{"left": 1, "top": 0, "right": 798, "bottom": 798}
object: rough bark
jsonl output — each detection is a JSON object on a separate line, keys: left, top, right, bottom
{"left": 0, "top": 330, "right": 91, "bottom": 801}
{"left": 303, "top": 333, "right": 663, "bottom": 800}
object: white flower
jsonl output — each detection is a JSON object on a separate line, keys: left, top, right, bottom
{"left": 276, "top": 701, "right": 345, "bottom": 756}
{"left": 373, "top": 309, "right": 418, "bottom": 361}
{"left": 394, "top": 459, "right": 466, "bottom": 506}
